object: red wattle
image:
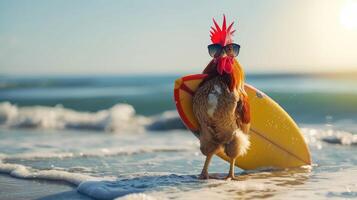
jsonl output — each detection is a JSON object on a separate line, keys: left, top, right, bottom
{"left": 217, "top": 57, "right": 234, "bottom": 75}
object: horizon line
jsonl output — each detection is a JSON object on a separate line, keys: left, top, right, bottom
{"left": 1, "top": 70, "right": 357, "bottom": 78}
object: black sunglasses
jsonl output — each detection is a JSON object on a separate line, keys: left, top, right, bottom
{"left": 208, "top": 43, "right": 240, "bottom": 58}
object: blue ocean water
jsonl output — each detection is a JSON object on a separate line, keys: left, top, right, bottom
{"left": 0, "top": 73, "right": 356, "bottom": 200}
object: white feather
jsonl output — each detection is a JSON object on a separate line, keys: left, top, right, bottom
{"left": 207, "top": 93, "right": 218, "bottom": 117}
{"left": 234, "top": 129, "right": 251, "bottom": 156}
{"left": 207, "top": 85, "right": 222, "bottom": 118}
{"left": 214, "top": 85, "right": 222, "bottom": 94}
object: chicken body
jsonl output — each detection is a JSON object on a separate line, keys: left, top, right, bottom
{"left": 192, "top": 75, "right": 250, "bottom": 180}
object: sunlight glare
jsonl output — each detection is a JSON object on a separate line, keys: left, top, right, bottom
{"left": 340, "top": 0, "right": 357, "bottom": 29}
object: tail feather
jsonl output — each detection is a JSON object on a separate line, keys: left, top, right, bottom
{"left": 241, "top": 95, "right": 250, "bottom": 124}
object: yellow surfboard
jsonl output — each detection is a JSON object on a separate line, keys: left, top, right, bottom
{"left": 174, "top": 74, "right": 311, "bottom": 170}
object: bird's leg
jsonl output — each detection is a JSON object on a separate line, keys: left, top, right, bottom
{"left": 199, "top": 153, "right": 214, "bottom": 179}
{"left": 225, "top": 157, "right": 239, "bottom": 180}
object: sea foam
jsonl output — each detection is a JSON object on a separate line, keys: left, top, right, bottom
{"left": 115, "top": 193, "right": 158, "bottom": 200}
{"left": 0, "top": 102, "right": 186, "bottom": 132}
{"left": 0, "top": 160, "right": 99, "bottom": 185}
{"left": 0, "top": 157, "right": 192, "bottom": 200}
{"left": 1, "top": 146, "right": 193, "bottom": 162}
{"left": 0, "top": 102, "right": 149, "bottom": 132}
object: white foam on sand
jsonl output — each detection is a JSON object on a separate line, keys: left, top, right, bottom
{"left": 115, "top": 193, "right": 159, "bottom": 200}
{"left": 0, "top": 160, "right": 100, "bottom": 185}
{"left": 0, "top": 102, "right": 150, "bottom": 132}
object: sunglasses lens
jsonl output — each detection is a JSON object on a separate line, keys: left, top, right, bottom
{"left": 233, "top": 44, "right": 240, "bottom": 57}
{"left": 208, "top": 44, "right": 222, "bottom": 57}
{"left": 228, "top": 43, "right": 240, "bottom": 57}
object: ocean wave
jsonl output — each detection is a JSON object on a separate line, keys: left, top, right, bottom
{"left": 1, "top": 146, "right": 193, "bottom": 162}
{"left": 0, "top": 102, "right": 150, "bottom": 132}
{"left": 1, "top": 102, "right": 356, "bottom": 147}
{"left": 302, "top": 128, "right": 357, "bottom": 146}
{"left": 0, "top": 102, "right": 185, "bottom": 132}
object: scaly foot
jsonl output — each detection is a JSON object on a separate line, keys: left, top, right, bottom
{"left": 224, "top": 174, "right": 240, "bottom": 181}
{"left": 198, "top": 172, "right": 220, "bottom": 180}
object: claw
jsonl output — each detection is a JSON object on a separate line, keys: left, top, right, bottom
{"left": 198, "top": 172, "right": 220, "bottom": 180}
{"left": 224, "top": 174, "right": 240, "bottom": 181}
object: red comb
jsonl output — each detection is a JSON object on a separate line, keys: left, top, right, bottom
{"left": 210, "top": 15, "right": 235, "bottom": 46}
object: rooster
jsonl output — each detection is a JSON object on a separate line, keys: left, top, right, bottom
{"left": 192, "top": 15, "right": 251, "bottom": 180}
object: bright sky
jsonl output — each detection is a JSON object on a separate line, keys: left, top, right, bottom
{"left": 0, "top": 0, "right": 357, "bottom": 75}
